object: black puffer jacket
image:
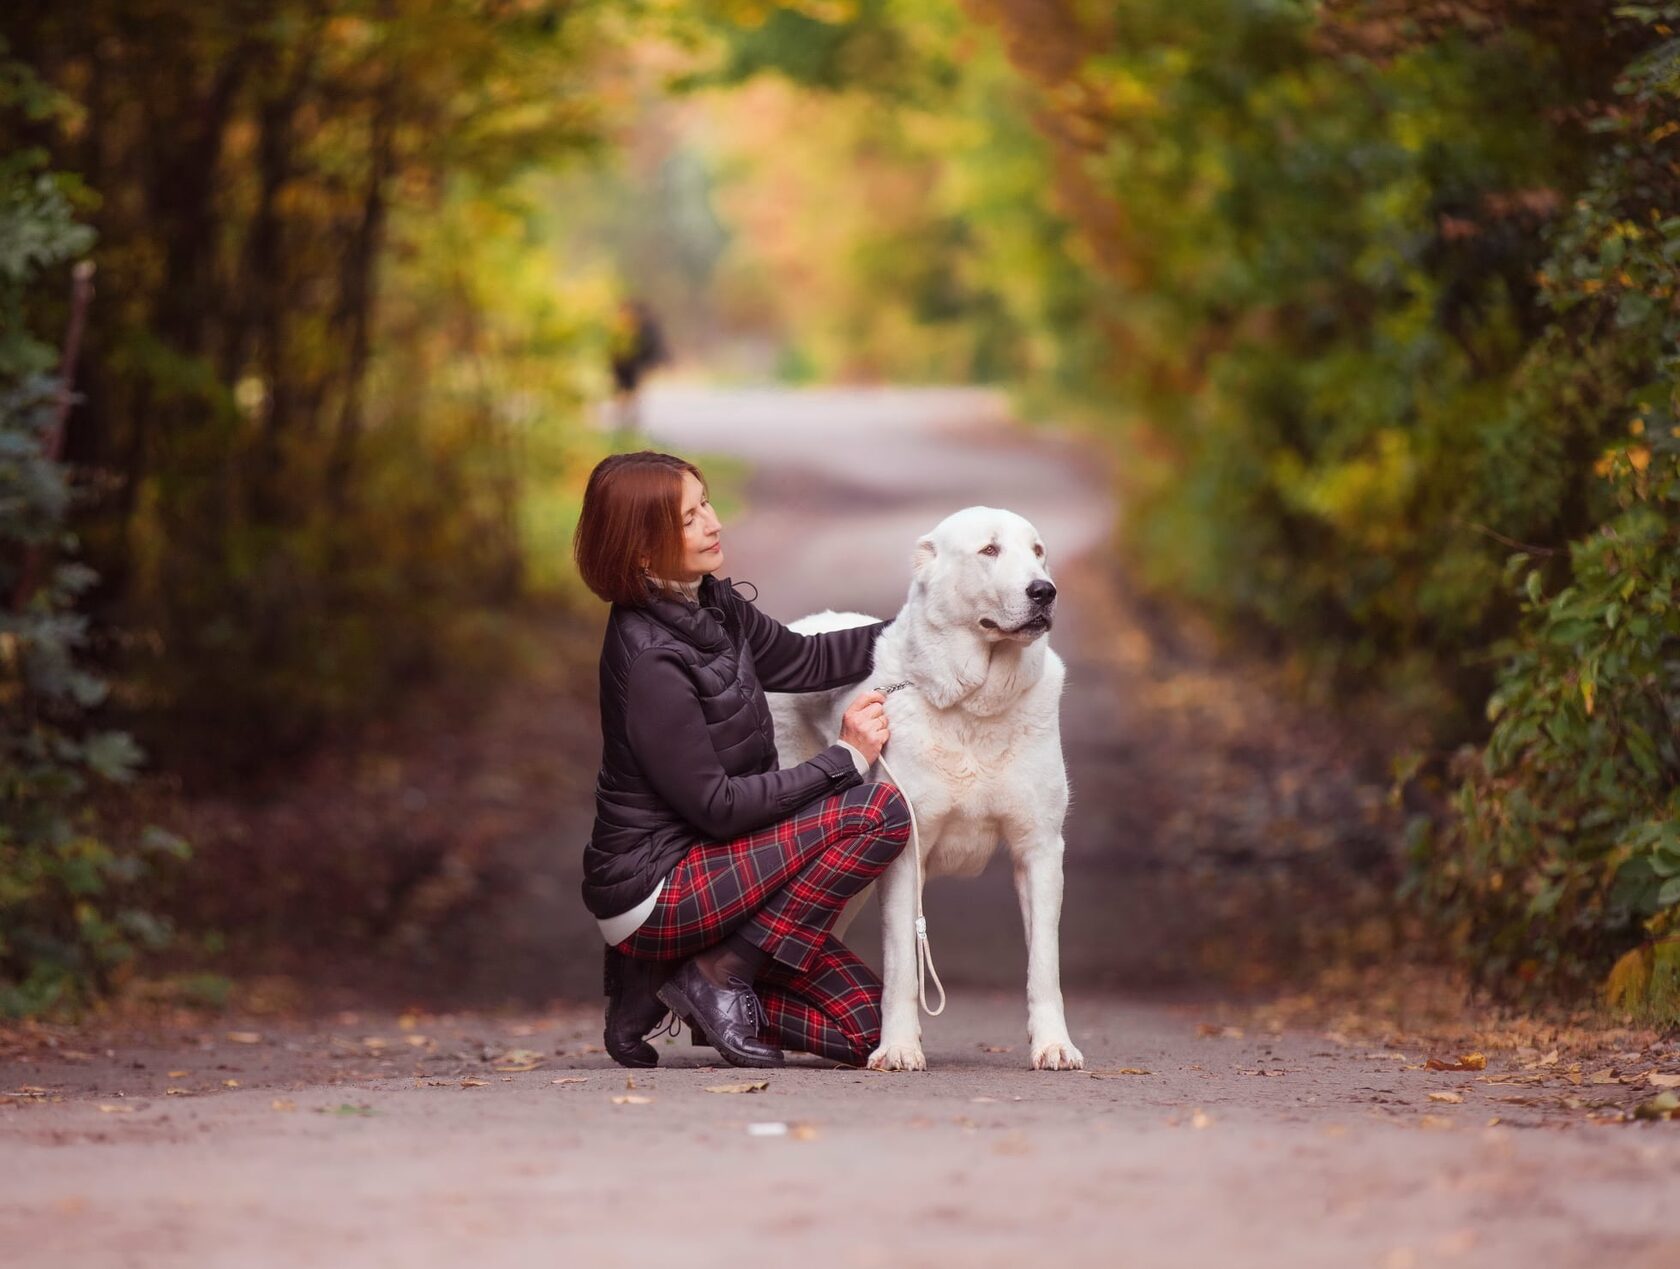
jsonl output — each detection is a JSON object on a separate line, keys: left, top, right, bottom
{"left": 581, "top": 573, "right": 890, "bottom": 920}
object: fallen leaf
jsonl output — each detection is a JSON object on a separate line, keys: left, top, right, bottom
{"left": 1196, "top": 1024, "right": 1244, "bottom": 1039}
{"left": 612, "top": 1094, "right": 654, "bottom": 1105}
{"left": 492, "top": 1049, "right": 545, "bottom": 1073}
{"left": 705, "top": 1081, "right": 769, "bottom": 1094}
{"left": 1428, "top": 1092, "right": 1464, "bottom": 1104}
{"left": 165, "top": 1088, "right": 191, "bottom": 1097}
{"left": 1633, "top": 1091, "right": 1680, "bottom": 1121}
{"left": 1089, "top": 1067, "right": 1152, "bottom": 1079}
{"left": 1425, "top": 1053, "right": 1486, "bottom": 1073}
{"left": 550, "top": 1077, "right": 588, "bottom": 1086}
{"left": 225, "top": 1032, "right": 262, "bottom": 1045}
{"left": 790, "top": 1123, "right": 820, "bottom": 1141}
{"left": 459, "top": 1078, "right": 488, "bottom": 1088}
{"left": 1416, "top": 1115, "right": 1456, "bottom": 1130}
{"left": 97, "top": 1104, "right": 133, "bottom": 1114}
{"left": 978, "top": 1044, "right": 1013, "bottom": 1053}
{"left": 1586, "top": 1068, "right": 1620, "bottom": 1086}
{"left": 1190, "top": 1109, "right": 1213, "bottom": 1130}
{"left": 1646, "top": 1072, "right": 1680, "bottom": 1089}
{"left": 222, "top": 1080, "right": 240, "bottom": 1089}
{"left": 1538, "top": 1049, "right": 1560, "bottom": 1067}
{"left": 271, "top": 1099, "right": 296, "bottom": 1112}
{"left": 970, "top": 1096, "right": 1000, "bottom": 1103}
{"left": 167, "top": 1070, "right": 189, "bottom": 1079}
{"left": 320, "top": 1103, "right": 375, "bottom": 1117}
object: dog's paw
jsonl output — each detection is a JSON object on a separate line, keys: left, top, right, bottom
{"left": 867, "top": 1039, "right": 928, "bottom": 1072}
{"left": 1030, "top": 1038, "right": 1084, "bottom": 1071}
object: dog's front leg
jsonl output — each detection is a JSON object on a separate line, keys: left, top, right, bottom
{"left": 866, "top": 844, "right": 925, "bottom": 1071}
{"left": 1013, "top": 839, "right": 1083, "bottom": 1071}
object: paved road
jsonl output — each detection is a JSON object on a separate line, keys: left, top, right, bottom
{"left": 3, "top": 386, "right": 1677, "bottom": 1268}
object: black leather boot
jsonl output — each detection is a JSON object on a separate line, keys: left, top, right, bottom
{"left": 603, "top": 946, "right": 681, "bottom": 1069}
{"left": 656, "top": 957, "right": 784, "bottom": 1068}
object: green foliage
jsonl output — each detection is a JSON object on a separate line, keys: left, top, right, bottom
{"left": 4, "top": 2, "right": 631, "bottom": 769}
{"left": 683, "top": 0, "right": 920, "bottom": 96}
{"left": 676, "top": 0, "right": 1081, "bottom": 385}
{"left": 0, "top": 51, "right": 186, "bottom": 1016}
{"left": 1410, "top": 22, "right": 1680, "bottom": 1007}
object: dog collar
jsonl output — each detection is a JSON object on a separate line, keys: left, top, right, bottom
{"left": 873, "top": 680, "right": 914, "bottom": 695}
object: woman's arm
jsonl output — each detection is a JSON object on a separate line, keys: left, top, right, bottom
{"left": 738, "top": 602, "right": 893, "bottom": 694}
{"left": 624, "top": 648, "right": 863, "bottom": 841}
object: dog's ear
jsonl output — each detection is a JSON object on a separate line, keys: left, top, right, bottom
{"left": 911, "top": 536, "right": 937, "bottom": 574}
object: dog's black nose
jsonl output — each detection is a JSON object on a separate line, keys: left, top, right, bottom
{"left": 1027, "top": 579, "right": 1057, "bottom": 606}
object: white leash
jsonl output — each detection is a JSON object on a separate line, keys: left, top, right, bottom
{"left": 870, "top": 681, "right": 945, "bottom": 1017}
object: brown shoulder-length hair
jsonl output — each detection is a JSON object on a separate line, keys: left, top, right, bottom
{"left": 572, "top": 451, "right": 708, "bottom": 606}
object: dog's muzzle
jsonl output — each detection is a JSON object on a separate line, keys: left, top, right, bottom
{"left": 980, "top": 608, "right": 1054, "bottom": 636}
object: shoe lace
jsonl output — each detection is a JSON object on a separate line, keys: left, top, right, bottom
{"left": 726, "top": 974, "right": 768, "bottom": 1037}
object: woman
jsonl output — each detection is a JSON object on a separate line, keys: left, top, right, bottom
{"left": 573, "top": 450, "right": 911, "bottom": 1069}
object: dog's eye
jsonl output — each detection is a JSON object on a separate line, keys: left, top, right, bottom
{"left": 1033, "top": 544, "right": 1044, "bottom": 558}
{"left": 979, "top": 544, "right": 1000, "bottom": 557}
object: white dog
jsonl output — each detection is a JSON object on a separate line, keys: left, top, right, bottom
{"left": 767, "top": 506, "right": 1083, "bottom": 1072}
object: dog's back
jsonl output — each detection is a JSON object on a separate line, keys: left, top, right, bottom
{"left": 766, "top": 609, "right": 879, "bottom": 768}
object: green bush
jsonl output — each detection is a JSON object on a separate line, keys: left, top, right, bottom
{"left": 0, "top": 53, "right": 187, "bottom": 1016}
{"left": 1410, "top": 21, "right": 1680, "bottom": 1008}
{"left": 1421, "top": 436, "right": 1679, "bottom": 996}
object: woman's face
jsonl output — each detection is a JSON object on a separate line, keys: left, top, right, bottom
{"left": 676, "top": 469, "right": 723, "bottom": 581}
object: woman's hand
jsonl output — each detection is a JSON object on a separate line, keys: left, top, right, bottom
{"left": 840, "top": 690, "right": 890, "bottom": 765}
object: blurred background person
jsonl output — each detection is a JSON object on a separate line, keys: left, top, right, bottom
{"left": 606, "top": 298, "right": 668, "bottom": 447}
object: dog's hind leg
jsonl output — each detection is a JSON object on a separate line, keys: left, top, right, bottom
{"left": 1011, "top": 836, "right": 1084, "bottom": 1071}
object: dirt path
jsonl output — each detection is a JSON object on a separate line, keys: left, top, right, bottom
{"left": 3, "top": 386, "right": 1678, "bottom": 1267}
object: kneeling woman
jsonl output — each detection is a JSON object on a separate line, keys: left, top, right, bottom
{"left": 573, "top": 451, "right": 910, "bottom": 1069}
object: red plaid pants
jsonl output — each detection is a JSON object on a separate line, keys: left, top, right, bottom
{"left": 614, "top": 781, "right": 911, "bottom": 1066}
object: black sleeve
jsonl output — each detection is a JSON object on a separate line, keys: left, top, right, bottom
{"left": 738, "top": 601, "right": 893, "bottom": 694}
{"left": 625, "top": 648, "right": 862, "bottom": 841}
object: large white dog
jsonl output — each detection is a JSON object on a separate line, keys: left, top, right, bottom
{"left": 767, "top": 506, "right": 1083, "bottom": 1072}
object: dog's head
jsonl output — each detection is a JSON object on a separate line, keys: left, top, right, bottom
{"left": 911, "top": 506, "right": 1057, "bottom": 643}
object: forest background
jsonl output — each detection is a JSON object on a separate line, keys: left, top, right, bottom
{"left": 2, "top": 0, "right": 1677, "bottom": 1023}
